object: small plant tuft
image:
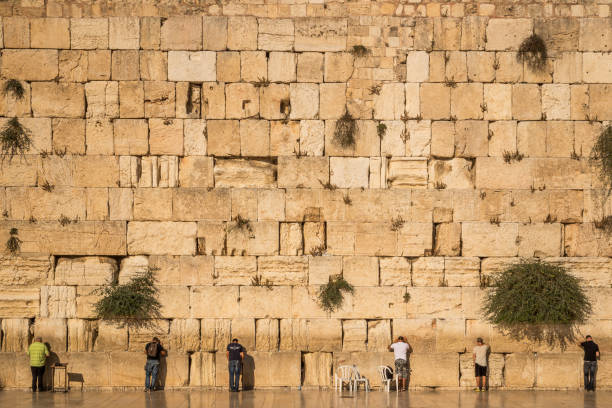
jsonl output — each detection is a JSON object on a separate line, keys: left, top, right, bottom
{"left": 377, "top": 122, "right": 387, "bottom": 139}
{"left": 594, "top": 215, "right": 612, "bottom": 233}
{"left": 3, "top": 79, "right": 25, "bottom": 100}
{"left": 433, "top": 181, "right": 447, "bottom": 190}
{"left": 503, "top": 150, "right": 525, "bottom": 163}
{"left": 92, "top": 268, "right": 161, "bottom": 327}
{"left": 482, "top": 260, "right": 591, "bottom": 348}
{"left": 251, "top": 274, "right": 273, "bottom": 290}
{"left": 230, "top": 215, "right": 254, "bottom": 238}
{"left": 489, "top": 216, "right": 500, "bottom": 226}
{"left": 58, "top": 214, "right": 72, "bottom": 226}
{"left": 544, "top": 214, "right": 557, "bottom": 224}
{"left": 333, "top": 111, "right": 357, "bottom": 148}
{"left": 438, "top": 278, "right": 448, "bottom": 287}
{"left": 444, "top": 78, "right": 457, "bottom": 88}
{"left": 1, "top": 117, "right": 32, "bottom": 162}
{"left": 41, "top": 180, "right": 55, "bottom": 192}
{"left": 309, "top": 244, "right": 327, "bottom": 256}
{"left": 253, "top": 77, "right": 270, "bottom": 88}
{"left": 369, "top": 84, "right": 382, "bottom": 95}
{"left": 350, "top": 45, "right": 369, "bottom": 57}
{"left": 29, "top": 215, "right": 37, "bottom": 224}
{"left": 6, "top": 228, "right": 22, "bottom": 255}
{"left": 318, "top": 274, "right": 354, "bottom": 313}
{"left": 390, "top": 215, "right": 405, "bottom": 232}
{"left": 403, "top": 292, "right": 411, "bottom": 303}
{"left": 517, "top": 34, "right": 547, "bottom": 72}
{"left": 319, "top": 179, "right": 338, "bottom": 191}
{"left": 343, "top": 193, "right": 352, "bottom": 206}
{"left": 2, "top": 210, "right": 8, "bottom": 218}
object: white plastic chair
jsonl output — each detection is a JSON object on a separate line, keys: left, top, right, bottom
{"left": 378, "top": 366, "right": 398, "bottom": 392}
{"left": 352, "top": 366, "right": 370, "bottom": 391}
{"left": 334, "top": 365, "right": 354, "bottom": 391}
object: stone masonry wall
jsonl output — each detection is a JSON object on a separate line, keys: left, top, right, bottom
{"left": 0, "top": 0, "right": 611, "bottom": 389}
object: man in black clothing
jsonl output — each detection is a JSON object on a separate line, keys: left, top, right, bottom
{"left": 226, "top": 338, "right": 245, "bottom": 392}
{"left": 579, "top": 335, "right": 600, "bottom": 391}
{"left": 144, "top": 337, "right": 166, "bottom": 392}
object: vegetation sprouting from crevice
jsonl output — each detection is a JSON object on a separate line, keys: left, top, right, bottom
{"left": 6, "top": 228, "right": 22, "bottom": 255}
{"left": 517, "top": 34, "right": 547, "bottom": 72}
{"left": 482, "top": 260, "right": 591, "bottom": 349}
{"left": 318, "top": 274, "right": 354, "bottom": 313}
{"left": 1, "top": 118, "right": 32, "bottom": 162}
{"left": 333, "top": 111, "right": 357, "bottom": 148}
{"left": 3, "top": 79, "right": 25, "bottom": 100}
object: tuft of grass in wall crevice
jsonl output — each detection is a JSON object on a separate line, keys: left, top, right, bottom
{"left": 318, "top": 274, "right": 354, "bottom": 313}
{"left": 333, "top": 111, "right": 357, "bottom": 148}
{"left": 6, "top": 228, "right": 22, "bottom": 255}
{"left": 3, "top": 79, "right": 25, "bottom": 100}
{"left": 1, "top": 117, "right": 32, "bottom": 162}
{"left": 517, "top": 34, "right": 547, "bottom": 72}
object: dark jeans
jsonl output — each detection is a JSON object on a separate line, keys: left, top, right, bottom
{"left": 584, "top": 361, "right": 597, "bottom": 390}
{"left": 31, "top": 366, "right": 45, "bottom": 391}
{"left": 145, "top": 360, "right": 160, "bottom": 390}
{"left": 229, "top": 360, "right": 241, "bottom": 391}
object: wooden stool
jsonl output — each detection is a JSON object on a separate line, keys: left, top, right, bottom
{"left": 52, "top": 363, "right": 68, "bottom": 392}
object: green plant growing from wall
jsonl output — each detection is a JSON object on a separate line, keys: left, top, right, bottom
{"left": 318, "top": 274, "right": 354, "bottom": 313}
{"left": 3, "top": 79, "right": 25, "bottom": 100}
{"left": 6, "top": 228, "right": 22, "bottom": 255}
{"left": 333, "top": 111, "right": 357, "bottom": 148}
{"left": 92, "top": 268, "right": 161, "bottom": 327}
{"left": 517, "top": 34, "right": 547, "bottom": 72}
{"left": 590, "top": 125, "right": 612, "bottom": 192}
{"left": 377, "top": 122, "right": 387, "bottom": 139}
{"left": 309, "top": 244, "right": 326, "bottom": 256}
{"left": 403, "top": 292, "right": 411, "bottom": 303}
{"left": 230, "top": 215, "right": 254, "bottom": 238}
{"left": 482, "top": 260, "right": 591, "bottom": 348}
{"left": 1, "top": 117, "right": 32, "bottom": 162}
{"left": 251, "top": 274, "right": 273, "bottom": 290}
{"left": 350, "top": 45, "right": 369, "bottom": 57}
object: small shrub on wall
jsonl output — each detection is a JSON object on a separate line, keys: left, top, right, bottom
{"left": 591, "top": 125, "right": 612, "bottom": 191}
{"left": 318, "top": 274, "right": 354, "bottom": 313}
{"left": 92, "top": 268, "right": 161, "bottom": 328}
{"left": 482, "top": 260, "right": 591, "bottom": 348}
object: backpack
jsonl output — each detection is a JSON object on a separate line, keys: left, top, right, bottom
{"left": 146, "top": 342, "right": 158, "bottom": 358}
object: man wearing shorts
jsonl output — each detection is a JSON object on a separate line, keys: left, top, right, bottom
{"left": 388, "top": 336, "right": 411, "bottom": 391}
{"left": 473, "top": 337, "right": 489, "bottom": 391}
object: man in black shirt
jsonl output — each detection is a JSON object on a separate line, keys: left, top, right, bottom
{"left": 579, "top": 335, "right": 600, "bottom": 391}
{"left": 144, "top": 337, "right": 166, "bottom": 392}
{"left": 226, "top": 338, "right": 245, "bottom": 392}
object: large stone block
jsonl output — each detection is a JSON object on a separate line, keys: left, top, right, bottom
{"left": 258, "top": 256, "right": 308, "bottom": 286}
{"left": 150, "top": 255, "right": 214, "bottom": 286}
{"left": 32, "top": 83, "right": 85, "bottom": 118}
{"left": 189, "top": 352, "right": 216, "bottom": 386}
{"left": 169, "top": 319, "right": 200, "bottom": 353}
{"left": 111, "top": 351, "right": 189, "bottom": 387}
{"left": 161, "top": 16, "right": 202, "bottom": 50}
{"left": 1, "top": 50, "right": 58, "bottom": 81}
{"left": 172, "top": 188, "right": 230, "bottom": 221}
{"left": 535, "top": 353, "right": 581, "bottom": 389}
{"left": 40, "top": 286, "right": 76, "bottom": 318}
{"left": 0, "top": 255, "right": 51, "bottom": 287}
{"left": 201, "top": 319, "right": 231, "bottom": 352}
{"left": 475, "top": 157, "right": 534, "bottom": 189}
{"left": 386, "top": 158, "right": 428, "bottom": 188}
{"left": 462, "top": 222, "right": 518, "bottom": 257}
{"left": 226, "top": 222, "right": 279, "bottom": 256}
{"left": 214, "top": 159, "right": 276, "bottom": 189}
{"left": 379, "top": 257, "right": 411, "bottom": 286}
{"left": 67, "top": 319, "right": 96, "bottom": 352}
{"left": 278, "top": 157, "right": 329, "bottom": 189}
{"left": 227, "top": 17, "right": 258, "bottom": 51}
{"left": 191, "top": 287, "right": 240, "bottom": 319}
{"left": 303, "top": 352, "right": 333, "bottom": 387}
{"left": 486, "top": 18, "right": 533, "bottom": 50}
{"left": 54, "top": 257, "right": 116, "bottom": 286}
{"left": 203, "top": 16, "right": 227, "bottom": 51}
{"left": 410, "top": 353, "right": 459, "bottom": 387}
{"left": 258, "top": 18, "right": 294, "bottom": 51}
{"left": 330, "top": 157, "right": 369, "bottom": 189}
{"left": 0, "top": 221, "right": 126, "bottom": 256}
{"left": 127, "top": 222, "right": 196, "bottom": 255}
{"left": 0, "top": 319, "right": 30, "bottom": 352}
{"left": 459, "top": 353, "right": 504, "bottom": 387}
{"left": 393, "top": 319, "right": 436, "bottom": 353}
{"left": 405, "top": 287, "right": 462, "bottom": 319}
{"left": 239, "top": 287, "right": 292, "bottom": 319}
{"left": 94, "top": 321, "right": 127, "bottom": 352}
{"left": 149, "top": 118, "right": 183, "bottom": 156}
{"left": 168, "top": 51, "right": 216, "bottom": 82}
{"left": 71, "top": 18, "right": 108, "bottom": 49}
{"left": 33, "top": 318, "right": 67, "bottom": 352}
{"left": 295, "top": 18, "right": 347, "bottom": 52}
{"left": 255, "top": 319, "right": 279, "bottom": 352}
{"left": 579, "top": 18, "right": 612, "bottom": 51}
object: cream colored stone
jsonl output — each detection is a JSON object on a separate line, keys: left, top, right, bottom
{"left": 542, "top": 84, "right": 570, "bottom": 120}
{"left": 168, "top": 51, "right": 216, "bottom": 82}
{"left": 536, "top": 353, "right": 581, "bottom": 388}
{"left": 406, "top": 51, "right": 429, "bottom": 82}
{"left": 280, "top": 223, "right": 303, "bottom": 256}
{"left": 215, "top": 159, "right": 276, "bottom": 189}
{"left": 319, "top": 83, "right": 346, "bottom": 120}
{"left": 303, "top": 352, "right": 333, "bottom": 386}
{"left": 374, "top": 83, "right": 405, "bottom": 120}
{"left": 434, "top": 224, "right": 462, "bottom": 257}
{"left": 31, "top": 82, "right": 84, "bottom": 118}
{"left": 429, "top": 159, "right": 474, "bottom": 189}
{"left": 160, "top": 17, "right": 201, "bottom": 50}
{"left": 258, "top": 18, "right": 294, "bottom": 51}
{"left": 190, "top": 352, "right": 216, "bottom": 386}
{"left": 2, "top": 17, "right": 28, "bottom": 48}
{"left": 289, "top": 83, "right": 319, "bottom": 120}
{"left": 0, "top": 255, "right": 51, "bottom": 287}
{"left": 297, "top": 52, "right": 323, "bottom": 83}
{"left": 278, "top": 157, "right": 329, "bottom": 189}
{"left": 226, "top": 83, "right": 259, "bottom": 119}
{"left": 420, "top": 83, "right": 450, "bottom": 120}
{"left": 295, "top": 18, "right": 347, "bottom": 52}
{"left": 268, "top": 52, "right": 296, "bottom": 83}
{"left": 31, "top": 18, "right": 70, "bottom": 49}
{"left": 0, "top": 319, "right": 30, "bottom": 352}
{"left": 85, "top": 81, "right": 119, "bottom": 118}
{"left": 239, "top": 286, "right": 292, "bottom": 318}
{"left": 55, "top": 257, "right": 116, "bottom": 286}
{"left": 202, "top": 16, "right": 227, "bottom": 51}
{"left": 71, "top": 19, "right": 109, "bottom": 49}
{"left": 330, "top": 157, "right": 369, "bottom": 189}
{"left": 308, "top": 256, "right": 342, "bottom": 285}
{"left": 343, "top": 320, "right": 367, "bottom": 351}
{"left": 387, "top": 158, "right": 428, "bottom": 188}
{"left": 127, "top": 221, "right": 196, "bottom": 256}
{"left": 33, "top": 318, "right": 67, "bottom": 352}
{"left": 486, "top": 18, "right": 533, "bottom": 50}
{"left": 228, "top": 16, "right": 258, "bottom": 51}
{"left": 255, "top": 319, "right": 280, "bottom": 352}
{"left": 379, "top": 257, "right": 411, "bottom": 286}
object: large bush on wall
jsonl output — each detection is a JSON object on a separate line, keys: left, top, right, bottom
{"left": 92, "top": 268, "right": 161, "bottom": 328}
{"left": 482, "top": 260, "right": 591, "bottom": 348}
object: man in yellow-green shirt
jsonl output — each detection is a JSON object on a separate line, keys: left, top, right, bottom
{"left": 27, "top": 337, "right": 49, "bottom": 392}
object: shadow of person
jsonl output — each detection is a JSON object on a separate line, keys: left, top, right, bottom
{"left": 156, "top": 353, "right": 168, "bottom": 391}
{"left": 43, "top": 343, "right": 60, "bottom": 391}
{"left": 241, "top": 353, "right": 255, "bottom": 391}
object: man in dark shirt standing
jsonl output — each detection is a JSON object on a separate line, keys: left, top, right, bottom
{"left": 579, "top": 335, "right": 600, "bottom": 391}
{"left": 144, "top": 337, "right": 166, "bottom": 392}
{"left": 227, "top": 338, "right": 245, "bottom": 392}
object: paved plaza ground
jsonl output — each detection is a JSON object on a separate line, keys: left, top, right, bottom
{"left": 0, "top": 390, "right": 610, "bottom": 408}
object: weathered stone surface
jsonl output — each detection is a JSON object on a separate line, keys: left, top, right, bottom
{"left": 55, "top": 257, "right": 116, "bottom": 286}
{"left": 33, "top": 318, "right": 67, "bottom": 352}
{"left": 67, "top": 319, "right": 96, "bottom": 352}
{"left": 32, "top": 83, "right": 85, "bottom": 118}
{"left": 71, "top": 19, "right": 109, "bottom": 49}
{"left": 0, "top": 319, "right": 30, "bottom": 352}
{"left": 240, "top": 287, "right": 292, "bottom": 319}
{"left": 459, "top": 353, "right": 504, "bottom": 387}
{"left": 536, "top": 353, "right": 581, "bottom": 388}
{"left": 295, "top": 18, "right": 347, "bottom": 52}
{"left": 128, "top": 222, "right": 196, "bottom": 255}
{"left": 486, "top": 19, "right": 533, "bottom": 50}
{"left": 0, "top": 255, "right": 51, "bottom": 287}
{"left": 111, "top": 351, "right": 189, "bottom": 386}
{"left": 1, "top": 50, "right": 58, "bottom": 81}
{"left": 168, "top": 51, "right": 216, "bottom": 82}
{"left": 189, "top": 352, "right": 216, "bottom": 386}
{"left": 303, "top": 352, "right": 333, "bottom": 387}
{"left": 214, "top": 159, "right": 276, "bottom": 188}
{"left": 40, "top": 286, "right": 76, "bottom": 318}
{"left": 387, "top": 158, "right": 428, "bottom": 188}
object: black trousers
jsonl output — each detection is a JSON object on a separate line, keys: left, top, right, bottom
{"left": 31, "top": 366, "right": 45, "bottom": 391}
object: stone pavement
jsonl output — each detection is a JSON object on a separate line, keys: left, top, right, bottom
{"left": 0, "top": 390, "right": 610, "bottom": 408}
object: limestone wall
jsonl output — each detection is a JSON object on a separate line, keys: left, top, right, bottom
{"left": 0, "top": 0, "right": 611, "bottom": 389}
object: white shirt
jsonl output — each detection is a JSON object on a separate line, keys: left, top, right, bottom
{"left": 390, "top": 341, "right": 410, "bottom": 361}
{"left": 473, "top": 344, "right": 489, "bottom": 366}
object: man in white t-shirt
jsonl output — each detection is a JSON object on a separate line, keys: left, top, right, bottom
{"left": 472, "top": 337, "right": 490, "bottom": 391}
{"left": 388, "top": 336, "right": 411, "bottom": 391}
